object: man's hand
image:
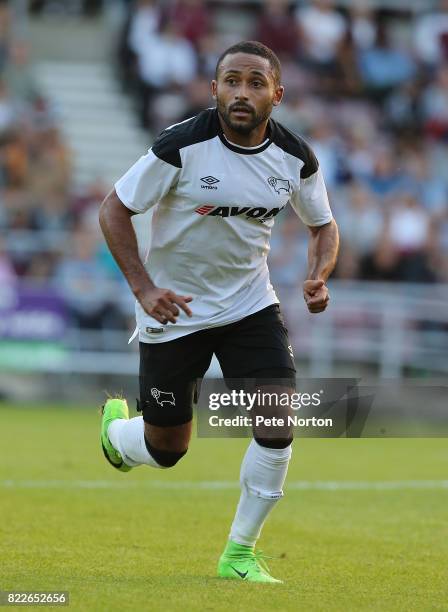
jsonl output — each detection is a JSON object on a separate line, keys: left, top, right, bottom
{"left": 303, "top": 279, "right": 329, "bottom": 314}
{"left": 136, "top": 287, "right": 193, "bottom": 324}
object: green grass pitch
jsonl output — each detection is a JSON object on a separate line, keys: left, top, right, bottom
{"left": 1, "top": 403, "right": 447, "bottom": 611}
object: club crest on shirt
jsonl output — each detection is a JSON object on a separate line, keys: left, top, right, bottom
{"left": 267, "top": 176, "right": 291, "bottom": 194}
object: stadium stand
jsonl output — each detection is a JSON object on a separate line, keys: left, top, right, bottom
{"left": 1, "top": 0, "right": 448, "bottom": 386}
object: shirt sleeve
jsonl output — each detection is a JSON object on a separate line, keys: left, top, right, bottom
{"left": 290, "top": 165, "right": 333, "bottom": 227}
{"left": 114, "top": 149, "right": 180, "bottom": 214}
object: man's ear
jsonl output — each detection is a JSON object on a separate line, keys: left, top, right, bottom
{"left": 211, "top": 80, "right": 217, "bottom": 100}
{"left": 273, "top": 85, "right": 285, "bottom": 107}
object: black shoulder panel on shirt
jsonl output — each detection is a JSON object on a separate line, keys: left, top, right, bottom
{"left": 271, "top": 120, "right": 319, "bottom": 179}
{"left": 151, "top": 108, "right": 219, "bottom": 169}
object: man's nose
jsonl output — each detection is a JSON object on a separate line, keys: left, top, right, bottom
{"left": 235, "top": 84, "right": 249, "bottom": 100}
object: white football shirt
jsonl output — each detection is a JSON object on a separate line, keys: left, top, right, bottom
{"left": 115, "top": 108, "right": 333, "bottom": 343}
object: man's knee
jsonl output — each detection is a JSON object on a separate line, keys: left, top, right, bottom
{"left": 254, "top": 437, "right": 293, "bottom": 449}
{"left": 143, "top": 421, "right": 191, "bottom": 467}
{"left": 144, "top": 435, "right": 188, "bottom": 467}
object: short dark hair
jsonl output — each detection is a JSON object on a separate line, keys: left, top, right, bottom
{"left": 215, "top": 41, "right": 281, "bottom": 87}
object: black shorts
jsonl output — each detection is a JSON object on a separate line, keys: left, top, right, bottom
{"left": 138, "top": 304, "right": 296, "bottom": 426}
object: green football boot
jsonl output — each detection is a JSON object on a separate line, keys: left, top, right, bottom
{"left": 217, "top": 541, "right": 283, "bottom": 584}
{"left": 100, "top": 398, "right": 133, "bottom": 472}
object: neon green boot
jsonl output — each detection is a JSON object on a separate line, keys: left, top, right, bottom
{"left": 100, "top": 398, "right": 133, "bottom": 473}
{"left": 217, "top": 541, "right": 283, "bottom": 584}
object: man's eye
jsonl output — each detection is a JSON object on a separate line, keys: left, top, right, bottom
{"left": 252, "top": 81, "right": 263, "bottom": 88}
{"left": 226, "top": 79, "right": 237, "bottom": 85}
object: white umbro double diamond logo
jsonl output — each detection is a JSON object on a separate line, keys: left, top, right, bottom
{"left": 201, "top": 176, "right": 220, "bottom": 190}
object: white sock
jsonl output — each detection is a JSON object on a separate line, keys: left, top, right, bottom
{"left": 108, "top": 416, "right": 166, "bottom": 468}
{"left": 229, "top": 439, "right": 292, "bottom": 547}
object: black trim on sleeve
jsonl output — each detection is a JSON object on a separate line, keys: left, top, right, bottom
{"left": 152, "top": 109, "right": 220, "bottom": 168}
{"left": 270, "top": 120, "right": 319, "bottom": 179}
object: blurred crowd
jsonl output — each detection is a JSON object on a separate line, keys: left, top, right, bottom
{"left": 2, "top": 0, "right": 448, "bottom": 334}
{"left": 0, "top": 0, "right": 129, "bottom": 332}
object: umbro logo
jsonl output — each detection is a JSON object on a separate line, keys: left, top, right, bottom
{"left": 268, "top": 176, "right": 291, "bottom": 194}
{"left": 201, "top": 176, "right": 220, "bottom": 190}
{"left": 201, "top": 175, "right": 219, "bottom": 184}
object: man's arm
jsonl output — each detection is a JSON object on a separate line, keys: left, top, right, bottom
{"left": 303, "top": 219, "right": 339, "bottom": 314}
{"left": 99, "top": 189, "right": 192, "bottom": 325}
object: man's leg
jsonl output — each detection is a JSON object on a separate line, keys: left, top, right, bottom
{"left": 229, "top": 440, "right": 291, "bottom": 546}
{"left": 107, "top": 413, "right": 192, "bottom": 469}
{"left": 215, "top": 305, "right": 296, "bottom": 583}
{"left": 217, "top": 381, "right": 294, "bottom": 584}
{"left": 101, "top": 334, "right": 213, "bottom": 471}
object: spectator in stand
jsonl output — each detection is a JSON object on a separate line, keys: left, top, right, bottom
{"left": 364, "top": 148, "right": 406, "bottom": 198}
{"left": 133, "top": 20, "right": 197, "bottom": 130}
{"left": 388, "top": 192, "right": 431, "bottom": 252}
{"left": 362, "top": 233, "right": 401, "bottom": 282}
{"left": 71, "top": 177, "right": 108, "bottom": 224}
{"left": 386, "top": 191, "right": 435, "bottom": 282}
{"left": 335, "top": 4, "right": 377, "bottom": 96}
{"left": 384, "top": 80, "right": 422, "bottom": 134}
{"left": 337, "top": 182, "right": 383, "bottom": 278}
{"left": 179, "top": 77, "right": 213, "bottom": 121}
{"left": 414, "top": 0, "right": 448, "bottom": 67}
{"left": 344, "top": 119, "right": 378, "bottom": 181}
{"left": 295, "top": 0, "right": 347, "bottom": 71}
{"left": 255, "top": 0, "right": 299, "bottom": 61}
{"left": 308, "top": 119, "right": 342, "bottom": 189}
{"left": 0, "top": 80, "right": 19, "bottom": 134}
{"left": 127, "top": 0, "right": 161, "bottom": 58}
{"left": 432, "top": 206, "right": 448, "bottom": 281}
{"left": 119, "top": 0, "right": 162, "bottom": 91}
{"left": 2, "top": 131, "right": 29, "bottom": 188}
{"left": 268, "top": 211, "right": 308, "bottom": 287}
{"left": 349, "top": 4, "right": 377, "bottom": 51}
{"left": 401, "top": 150, "right": 447, "bottom": 215}
{"left": 27, "top": 126, "right": 71, "bottom": 208}
{"left": 25, "top": 252, "right": 56, "bottom": 285}
{"left": 54, "top": 227, "right": 122, "bottom": 331}
{"left": 0, "top": 237, "right": 16, "bottom": 285}
{"left": 166, "top": 0, "right": 211, "bottom": 49}
{"left": 421, "top": 63, "right": 448, "bottom": 141}
{"left": 197, "top": 31, "right": 222, "bottom": 77}
{"left": 137, "top": 21, "right": 197, "bottom": 89}
{"left": 0, "top": 0, "right": 10, "bottom": 73}
{"left": 358, "top": 21, "right": 416, "bottom": 98}
{"left": 1, "top": 187, "right": 37, "bottom": 277}
{"left": 3, "top": 42, "right": 40, "bottom": 103}
{"left": 336, "top": 29, "right": 363, "bottom": 96}
{"left": 23, "top": 94, "right": 58, "bottom": 133}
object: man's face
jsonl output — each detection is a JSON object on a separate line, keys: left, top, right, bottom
{"left": 212, "top": 53, "right": 284, "bottom": 136}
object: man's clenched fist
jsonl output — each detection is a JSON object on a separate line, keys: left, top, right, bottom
{"left": 303, "top": 279, "right": 329, "bottom": 314}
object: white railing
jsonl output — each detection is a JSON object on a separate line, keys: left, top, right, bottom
{"left": 1, "top": 279, "right": 447, "bottom": 379}
{"left": 278, "top": 281, "right": 448, "bottom": 378}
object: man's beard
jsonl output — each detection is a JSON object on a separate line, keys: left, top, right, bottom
{"left": 217, "top": 97, "right": 273, "bottom": 136}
